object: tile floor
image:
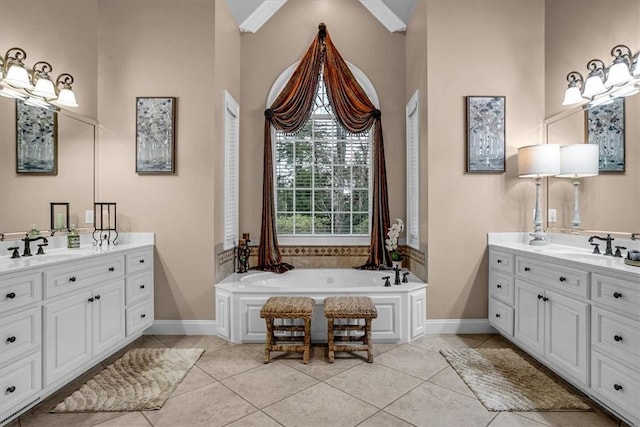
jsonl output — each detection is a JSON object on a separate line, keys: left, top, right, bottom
{"left": 10, "top": 334, "right": 626, "bottom": 427}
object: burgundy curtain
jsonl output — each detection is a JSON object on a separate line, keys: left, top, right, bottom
{"left": 257, "top": 23, "right": 391, "bottom": 272}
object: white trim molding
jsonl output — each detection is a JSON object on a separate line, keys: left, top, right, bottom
{"left": 425, "top": 319, "right": 497, "bottom": 334}
{"left": 145, "top": 320, "right": 218, "bottom": 336}
{"left": 239, "top": 0, "right": 287, "bottom": 33}
{"left": 359, "top": 0, "right": 407, "bottom": 32}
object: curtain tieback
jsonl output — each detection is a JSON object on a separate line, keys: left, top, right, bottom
{"left": 372, "top": 109, "right": 381, "bottom": 119}
{"left": 264, "top": 108, "right": 275, "bottom": 120}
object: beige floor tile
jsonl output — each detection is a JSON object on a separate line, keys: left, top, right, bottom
{"left": 197, "top": 344, "right": 263, "bottom": 380}
{"left": 93, "top": 411, "right": 152, "bottom": 426}
{"left": 325, "top": 362, "right": 422, "bottom": 408}
{"left": 170, "top": 365, "right": 217, "bottom": 397}
{"left": 263, "top": 382, "right": 377, "bottom": 427}
{"left": 408, "top": 334, "right": 491, "bottom": 351}
{"left": 221, "top": 362, "right": 318, "bottom": 408}
{"left": 357, "top": 410, "right": 414, "bottom": 426}
{"left": 477, "top": 334, "right": 514, "bottom": 349}
{"left": 280, "top": 345, "right": 362, "bottom": 381}
{"left": 375, "top": 344, "right": 449, "bottom": 380}
{"left": 385, "top": 381, "right": 494, "bottom": 427}
{"left": 143, "top": 382, "right": 256, "bottom": 427}
{"left": 226, "top": 410, "right": 284, "bottom": 426}
{"left": 516, "top": 410, "right": 621, "bottom": 427}
{"left": 427, "top": 365, "right": 475, "bottom": 398}
{"left": 489, "top": 412, "right": 548, "bottom": 427}
{"left": 20, "top": 411, "right": 126, "bottom": 427}
{"left": 153, "top": 335, "right": 233, "bottom": 353}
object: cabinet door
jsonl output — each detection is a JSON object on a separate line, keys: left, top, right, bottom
{"left": 544, "top": 290, "right": 589, "bottom": 386}
{"left": 92, "top": 280, "right": 125, "bottom": 356}
{"left": 44, "top": 290, "right": 92, "bottom": 386}
{"left": 514, "top": 280, "right": 544, "bottom": 356}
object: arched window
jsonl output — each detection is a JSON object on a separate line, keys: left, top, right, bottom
{"left": 268, "top": 63, "right": 379, "bottom": 243}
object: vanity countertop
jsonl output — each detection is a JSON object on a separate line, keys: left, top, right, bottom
{"left": 488, "top": 232, "right": 640, "bottom": 277}
{"left": 0, "top": 232, "right": 154, "bottom": 274}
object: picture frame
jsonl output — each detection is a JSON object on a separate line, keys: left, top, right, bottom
{"left": 465, "top": 96, "right": 506, "bottom": 173}
{"left": 16, "top": 99, "right": 58, "bottom": 174}
{"left": 585, "top": 97, "right": 625, "bottom": 173}
{"left": 136, "top": 97, "right": 176, "bottom": 174}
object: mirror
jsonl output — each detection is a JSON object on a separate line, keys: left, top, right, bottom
{"left": 0, "top": 97, "right": 96, "bottom": 237}
{"left": 546, "top": 93, "right": 640, "bottom": 234}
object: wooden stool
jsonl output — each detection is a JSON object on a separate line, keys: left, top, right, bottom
{"left": 324, "top": 296, "right": 378, "bottom": 363}
{"left": 260, "top": 296, "right": 315, "bottom": 364}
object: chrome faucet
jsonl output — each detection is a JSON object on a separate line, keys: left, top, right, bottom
{"left": 22, "top": 234, "right": 48, "bottom": 257}
{"left": 588, "top": 234, "right": 614, "bottom": 256}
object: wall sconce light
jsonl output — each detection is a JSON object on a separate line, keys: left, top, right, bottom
{"left": 518, "top": 144, "right": 561, "bottom": 245}
{"left": 0, "top": 47, "right": 79, "bottom": 110}
{"left": 562, "top": 44, "right": 640, "bottom": 107}
{"left": 556, "top": 144, "right": 599, "bottom": 229}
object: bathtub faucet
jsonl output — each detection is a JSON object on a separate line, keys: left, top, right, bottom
{"left": 394, "top": 266, "right": 401, "bottom": 285}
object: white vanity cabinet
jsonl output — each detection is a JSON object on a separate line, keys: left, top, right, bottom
{"left": 0, "top": 236, "right": 154, "bottom": 426}
{"left": 488, "top": 235, "right": 640, "bottom": 427}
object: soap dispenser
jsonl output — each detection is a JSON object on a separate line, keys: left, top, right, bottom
{"left": 67, "top": 224, "right": 80, "bottom": 248}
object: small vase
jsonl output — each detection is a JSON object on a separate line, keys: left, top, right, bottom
{"left": 392, "top": 260, "right": 403, "bottom": 270}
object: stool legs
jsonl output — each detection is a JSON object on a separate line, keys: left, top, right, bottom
{"left": 327, "top": 318, "right": 335, "bottom": 363}
{"left": 365, "top": 318, "right": 373, "bottom": 363}
{"left": 303, "top": 318, "right": 312, "bottom": 364}
{"left": 263, "top": 318, "right": 275, "bottom": 364}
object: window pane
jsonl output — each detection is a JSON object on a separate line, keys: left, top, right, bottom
{"left": 295, "top": 214, "right": 312, "bottom": 234}
{"left": 333, "top": 190, "right": 351, "bottom": 212}
{"left": 276, "top": 165, "right": 294, "bottom": 188}
{"left": 353, "top": 213, "right": 369, "bottom": 234}
{"left": 295, "top": 141, "right": 312, "bottom": 164}
{"left": 333, "top": 166, "right": 350, "bottom": 187}
{"left": 295, "top": 165, "right": 312, "bottom": 188}
{"left": 277, "top": 214, "right": 293, "bottom": 234}
{"left": 314, "top": 165, "right": 331, "bottom": 187}
{"left": 295, "top": 190, "right": 312, "bottom": 211}
{"left": 314, "top": 119, "right": 335, "bottom": 139}
{"left": 333, "top": 213, "right": 351, "bottom": 234}
{"left": 352, "top": 189, "right": 368, "bottom": 212}
{"left": 314, "top": 213, "right": 332, "bottom": 234}
{"left": 353, "top": 166, "right": 368, "bottom": 188}
{"left": 277, "top": 190, "right": 293, "bottom": 211}
{"left": 297, "top": 121, "right": 312, "bottom": 139}
{"left": 314, "top": 141, "right": 335, "bottom": 164}
{"left": 276, "top": 141, "right": 293, "bottom": 163}
{"left": 333, "top": 143, "right": 350, "bottom": 165}
{"left": 314, "top": 190, "right": 331, "bottom": 212}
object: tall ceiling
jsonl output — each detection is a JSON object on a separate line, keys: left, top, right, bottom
{"left": 225, "top": 0, "right": 417, "bottom": 33}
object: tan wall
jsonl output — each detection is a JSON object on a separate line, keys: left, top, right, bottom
{"left": 545, "top": 0, "right": 640, "bottom": 234}
{"left": 239, "top": 0, "right": 406, "bottom": 240}
{"left": 0, "top": 0, "right": 97, "bottom": 234}
{"left": 97, "top": 0, "right": 240, "bottom": 321}
{"left": 425, "top": 0, "right": 545, "bottom": 319}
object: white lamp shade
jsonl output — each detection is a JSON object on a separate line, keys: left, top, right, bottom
{"left": 5, "top": 63, "right": 34, "bottom": 89}
{"left": 30, "top": 77, "right": 57, "bottom": 98}
{"left": 557, "top": 144, "right": 599, "bottom": 178}
{"left": 0, "top": 86, "right": 27, "bottom": 99}
{"left": 518, "top": 144, "right": 561, "bottom": 178}
{"left": 605, "top": 61, "right": 632, "bottom": 87}
{"left": 25, "top": 96, "right": 51, "bottom": 109}
{"left": 55, "top": 87, "right": 78, "bottom": 107}
{"left": 582, "top": 74, "right": 607, "bottom": 98}
{"left": 562, "top": 86, "right": 584, "bottom": 105}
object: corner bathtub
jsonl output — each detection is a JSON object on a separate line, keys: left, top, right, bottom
{"left": 215, "top": 268, "right": 428, "bottom": 344}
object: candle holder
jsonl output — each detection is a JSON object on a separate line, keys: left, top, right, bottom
{"left": 93, "top": 202, "right": 118, "bottom": 246}
{"left": 50, "top": 202, "right": 69, "bottom": 235}
{"left": 237, "top": 233, "right": 251, "bottom": 273}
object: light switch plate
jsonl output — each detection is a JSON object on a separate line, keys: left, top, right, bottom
{"left": 85, "top": 210, "right": 94, "bottom": 224}
{"left": 548, "top": 208, "right": 557, "bottom": 223}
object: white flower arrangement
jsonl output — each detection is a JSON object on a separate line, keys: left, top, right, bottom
{"left": 385, "top": 218, "right": 404, "bottom": 261}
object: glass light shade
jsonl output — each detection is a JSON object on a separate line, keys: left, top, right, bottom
{"left": 632, "top": 57, "right": 640, "bottom": 76}
{"left": 562, "top": 86, "right": 584, "bottom": 105}
{"left": 0, "top": 85, "right": 26, "bottom": 99}
{"left": 518, "top": 144, "right": 561, "bottom": 178}
{"left": 30, "top": 77, "right": 57, "bottom": 98}
{"left": 55, "top": 87, "right": 78, "bottom": 107}
{"left": 25, "top": 96, "right": 51, "bottom": 109}
{"left": 557, "top": 144, "right": 599, "bottom": 178}
{"left": 611, "top": 84, "right": 640, "bottom": 98}
{"left": 582, "top": 75, "right": 607, "bottom": 98}
{"left": 604, "top": 61, "right": 632, "bottom": 87}
{"left": 4, "top": 63, "right": 34, "bottom": 89}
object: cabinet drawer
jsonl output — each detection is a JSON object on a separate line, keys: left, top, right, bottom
{"left": 489, "top": 297, "right": 514, "bottom": 336}
{"left": 0, "top": 308, "right": 41, "bottom": 367}
{"left": 592, "top": 306, "right": 639, "bottom": 369}
{"left": 126, "top": 298, "right": 153, "bottom": 336}
{"left": 125, "top": 271, "right": 153, "bottom": 306}
{"left": 44, "top": 255, "right": 124, "bottom": 299}
{"left": 489, "top": 270, "right": 515, "bottom": 305}
{"left": 591, "top": 350, "right": 640, "bottom": 423}
{"left": 516, "top": 256, "right": 588, "bottom": 298}
{"left": 0, "top": 351, "right": 41, "bottom": 416}
{"left": 591, "top": 273, "right": 639, "bottom": 320}
{"left": 490, "top": 250, "right": 514, "bottom": 274}
{"left": 0, "top": 272, "right": 42, "bottom": 314}
{"left": 126, "top": 248, "right": 153, "bottom": 275}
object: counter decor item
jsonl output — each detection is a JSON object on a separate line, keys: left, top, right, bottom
{"left": 386, "top": 218, "right": 404, "bottom": 268}
{"left": 67, "top": 224, "right": 80, "bottom": 248}
{"left": 93, "top": 202, "right": 118, "bottom": 246}
{"left": 237, "top": 233, "right": 251, "bottom": 273}
{"left": 50, "top": 202, "right": 69, "bottom": 233}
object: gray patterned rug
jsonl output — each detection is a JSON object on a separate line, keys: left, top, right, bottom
{"left": 52, "top": 348, "right": 204, "bottom": 412}
{"left": 440, "top": 348, "right": 591, "bottom": 412}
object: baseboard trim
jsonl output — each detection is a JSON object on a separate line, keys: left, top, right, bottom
{"left": 425, "top": 319, "right": 497, "bottom": 334}
{"left": 145, "top": 320, "right": 217, "bottom": 336}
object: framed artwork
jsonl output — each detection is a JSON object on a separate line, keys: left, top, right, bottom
{"left": 16, "top": 99, "right": 58, "bottom": 174}
{"left": 136, "top": 97, "right": 176, "bottom": 174}
{"left": 585, "top": 97, "right": 624, "bottom": 172}
{"left": 465, "top": 96, "right": 506, "bottom": 173}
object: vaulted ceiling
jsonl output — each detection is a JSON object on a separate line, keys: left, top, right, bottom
{"left": 225, "top": 0, "right": 417, "bottom": 33}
